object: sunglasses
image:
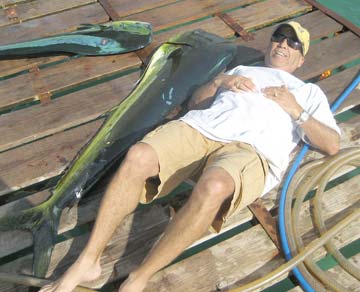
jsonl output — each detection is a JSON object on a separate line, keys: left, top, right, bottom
{"left": 271, "top": 33, "right": 303, "bottom": 54}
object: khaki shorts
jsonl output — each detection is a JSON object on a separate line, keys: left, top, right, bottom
{"left": 139, "top": 120, "right": 269, "bottom": 232}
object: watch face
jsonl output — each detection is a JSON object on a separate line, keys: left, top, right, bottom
{"left": 295, "top": 110, "right": 310, "bottom": 125}
{"left": 301, "top": 111, "right": 310, "bottom": 123}
{"left": 298, "top": 111, "right": 310, "bottom": 124}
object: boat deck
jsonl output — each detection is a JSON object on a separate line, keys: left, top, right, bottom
{"left": 0, "top": 0, "right": 359, "bottom": 291}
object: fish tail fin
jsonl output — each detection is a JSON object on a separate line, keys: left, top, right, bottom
{"left": 0, "top": 204, "right": 61, "bottom": 277}
{"left": 32, "top": 213, "right": 59, "bottom": 277}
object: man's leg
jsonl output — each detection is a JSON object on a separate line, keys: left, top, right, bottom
{"left": 119, "top": 166, "right": 235, "bottom": 292}
{"left": 39, "top": 143, "right": 160, "bottom": 292}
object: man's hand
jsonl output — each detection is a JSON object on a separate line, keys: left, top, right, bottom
{"left": 215, "top": 74, "right": 257, "bottom": 93}
{"left": 262, "top": 85, "right": 303, "bottom": 119}
{"left": 188, "top": 73, "right": 256, "bottom": 110}
{"left": 262, "top": 85, "right": 340, "bottom": 155}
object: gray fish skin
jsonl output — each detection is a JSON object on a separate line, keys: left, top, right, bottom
{"left": 0, "top": 30, "right": 237, "bottom": 277}
{"left": 0, "top": 21, "right": 152, "bottom": 56}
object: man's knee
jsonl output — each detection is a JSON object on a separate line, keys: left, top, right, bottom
{"left": 123, "top": 143, "right": 159, "bottom": 177}
{"left": 192, "top": 167, "right": 235, "bottom": 211}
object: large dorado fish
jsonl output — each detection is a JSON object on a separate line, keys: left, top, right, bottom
{"left": 0, "top": 30, "right": 238, "bottom": 277}
{"left": 0, "top": 21, "right": 152, "bottom": 56}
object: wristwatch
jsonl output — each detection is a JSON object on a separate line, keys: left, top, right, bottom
{"left": 294, "top": 110, "right": 310, "bottom": 125}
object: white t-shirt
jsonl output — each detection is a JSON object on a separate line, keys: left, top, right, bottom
{"left": 180, "top": 65, "right": 340, "bottom": 194}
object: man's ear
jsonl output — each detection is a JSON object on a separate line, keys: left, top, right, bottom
{"left": 297, "top": 55, "right": 305, "bottom": 68}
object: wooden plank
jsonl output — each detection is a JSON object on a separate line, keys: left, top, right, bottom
{"left": 136, "top": 2, "right": 320, "bottom": 61}
{"left": 0, "top": 3, "right": 109, "bottom": 77}
{"left": 0, "top": 112, "right": 358, "bottom": 258}
{"left": 106, "top": 0, "right": 179, "bottom": 18}
{"left": 0, "top": 3, "right": 109, "bottom": 45}
{"left": 234, "top": 31, "right": 360, "bottom": 81}
{"left": 0, "top": 53, "right": 141, "bottom": 114}
{"left": 0, "top": 0, "right": 26, "bottom": 7}
{"left": 0, "top": 73, "right": 139, "bottom": 195}
{"left": 231, "top": 10, "right": 343, "bottom": 64}
{"left": 1, "top": 165, "right": 358, "bottom": 290}
{"left": 0, "top": 56, "right": 69, "bottom": 79}
{"left": 318, "top": 64, "right": 360, "bottom": 114}
{"left": 228, "top": 0, "right": 312, "bottom": 31}
{"left": 0, "top": 64, "right": 358, "bottom": 197}
{"left": 326, "top": 253, "right": 360, "bottom": 292}
{"left": 137, "top": 16, "right": 235, "bottom": 59}
{"left": 0, "top": 0, "right": 97, "bottom": 27}
{"left": 288, "top": 287, "right": 304, "bottom": 292}
{"left": 0, "top": 12, "right": 352, "bottom": 151}
{"left": 0, "top": 120, "right": 103, "bottom": 198}
{"left": 140, "top": 176, "right": 360, "bottom": 292}
{"left": 122, "top": 0, "right": 260, "bottom": 32}
{"left": 295, "top": 32, "right": 360, "bottom": 80}
{"left": 0, "top": 70, "right": 139, "bottom": 152}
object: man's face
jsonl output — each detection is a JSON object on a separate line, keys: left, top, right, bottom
{"left": 264, "top": 28, "right": 305, "bottom": 73}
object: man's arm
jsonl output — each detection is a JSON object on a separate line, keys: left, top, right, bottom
{"left": 188, "top": 73, "right": 257, "bottom": 110}
{"left": 262, "top": 86, "right": 340, "bottom": 155}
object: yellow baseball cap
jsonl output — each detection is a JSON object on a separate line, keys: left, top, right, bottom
{"left": 274, "top": 21, "right": 310, "bottom": 55}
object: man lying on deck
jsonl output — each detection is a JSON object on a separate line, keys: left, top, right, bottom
{"left": 40, "top": 21, "right": 340, "bottom": 292}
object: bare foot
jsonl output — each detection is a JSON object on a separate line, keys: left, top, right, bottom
{"left": 118, "top": 272, "right": 149, "bottom": 292}
{"left": 39, "top": 257, "right": 101, "bottom": 292}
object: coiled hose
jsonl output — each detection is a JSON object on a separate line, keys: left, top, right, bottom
{"left": 230, "top": 71, "right": 360, "bottom": 292}
{"left": 279, "top": 71, "right": 360, "bottom": 292}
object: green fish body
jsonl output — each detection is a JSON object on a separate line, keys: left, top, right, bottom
{"left": 0, "top": 20, "right": 152, "bottom": 56}
{"left": 0, "top": 30, "right": 241, "bottom": 277}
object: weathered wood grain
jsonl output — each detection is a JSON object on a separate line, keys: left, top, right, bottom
{"left": 0, "top": 0, "right": 26, "bottom": 7}
{"left": 0, "top": 56, "right": 69, "bottom": 79}
{"left": 317, "top": 64, "right": 360, "bottom": 114}
{"left": 0, "top": 3, "right": 110, "bottom": 78}
{"left": 0, "top": 12, "right": 354, "bottom": 152}
{"left": 105, "top": 0, "right": 179, "bottom": 18}
{"left": 122, "top": 0, "right": 260, "bottom": 31}
{"left": 228, "top": 0, "right": 312, "bottom": 31}
{"left": 231, "top": 10, "right": 343, "bottom": 65}
{"left": 0, "top": 2, "right": 359, "bottom": 290}
{"left": 0, "top": 0, "right": 97, "bottom": 27}
{"left": 0, "top": 4, "right": 109, "bottom": 45}
{"left": 0, "top": 113, "right": 358, "bottom": 259}
{"left": 0, "top": 120, "right": 102, "bottom": 198}
{"left": 234, "top": 30, "right": 360, "bottom": 82}
{"left": 137, "top": 16, "right": 235, "bottom": 59}
{"left": 0, "top": 53, "right": 140, "bottom": 113}
{"left": 0, "top": 65, "right": 358, "bottom": 198}
{"left": 137, "top": 2, "right": 323, "bottom": 61}
{"left": 295, "top": 31, "right": 360, "bottom": 80}
{"left": 326, "top": 253, "right": 360, "bottom": 292}
{"left": 1, "top": 167, "right": 358, "bottom": 290}
{"left": 141, "top": 178, "right": 359, "bottom": 292}
{"left": 288, "top": 287, "right": 304, "bottom": 292}
{"left": 0, "top": 63, "right": 358, "bottom": 198}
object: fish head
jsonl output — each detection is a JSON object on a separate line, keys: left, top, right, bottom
{"left": 96, "top": 37, "right": 125, "bottom": 54}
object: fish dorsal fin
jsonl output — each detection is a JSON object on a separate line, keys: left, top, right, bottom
{"left": 75, "top": 23, "right": 104, "bottom": 32}
{"left": 167, "top": 29, "right": 231, "bottom": 48}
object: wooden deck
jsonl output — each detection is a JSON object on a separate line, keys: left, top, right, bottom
{"left": 0, "top": 0, "right": 359, "bottom": 291}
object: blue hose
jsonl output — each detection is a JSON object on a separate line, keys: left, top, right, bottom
{"left": 278, "top": 71, "right": 360, "bottom": 292}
